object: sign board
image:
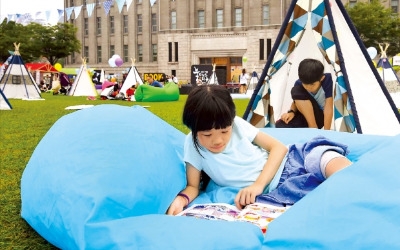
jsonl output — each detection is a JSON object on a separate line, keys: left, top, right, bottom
{"left": 143, "top": 73, "right": 166, "bottom": 82}
{"left": 92, "top": 70, "right": 102, "bottom": 85}
{"left": 392, "top": 56, "right": 400, "bottom": 66}
{"left": 191, "top": 65, "right": 213, "bottom": 85}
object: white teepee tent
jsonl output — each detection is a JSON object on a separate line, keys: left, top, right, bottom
{"left": 99, "top": 69, "right": 105, "bottom": 84}
{"left": 207, "top": 64, "right": 218, "bottom": 85}
{"left": 0, "top": 43, "right": 42, "bottom": 99}
{"left": 68, "top": 58, "right": 98, "bottom": 97}
{"left": 377, "top": 43, "right": 400, "bottom": 84}
{"left": 248, "top": 71, "right": 259, "bottom": 92}
{"left": 244, "top": 0, "right": 400, "bottom": 136}
{"left": 0, "top": 88, "right": 12, "bottom": 110}
{"left": 119, "top": 58, "right": 144, "bottom": 95}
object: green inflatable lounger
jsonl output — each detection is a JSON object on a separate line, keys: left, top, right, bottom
{"left": 134, "top": 82, "right": 180, "bottom": 102}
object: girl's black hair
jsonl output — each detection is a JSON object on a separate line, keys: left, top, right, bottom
{"left": 182, "top": 85, "right": 236, "bottom": 155}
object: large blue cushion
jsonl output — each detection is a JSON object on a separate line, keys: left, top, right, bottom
{"left": 21, "top": 105, "right": 263, "bottom": 249}
{"left": 21, "top": 105, "right": 187, "bottom": 248}
{"left": 259, "top": 128, "right": 400, "bottom": 249}
{"left": 21, "top": 105, "right": 400, "bottom": 249}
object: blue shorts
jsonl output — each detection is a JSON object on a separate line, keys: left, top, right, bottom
{"left": 257, "top": 150, "right": 346, "bottom": 206}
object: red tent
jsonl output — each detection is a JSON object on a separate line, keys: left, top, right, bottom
{"left": 26, "top": 63, "right": 59, "bottom": 73}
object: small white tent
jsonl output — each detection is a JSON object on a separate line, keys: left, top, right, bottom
{"left": 244, "top": 0, "right": 400, "bottom": 136}
{"left": 119, "top": 58, "right": 144, "bottom": 96}
{"left": 248, "top": 71, "right": 259, "bottom": 93}
{"left": 377, "top": 43, "right": 400, "bottom": 84}
{"left": 68, "top": 58, "right": 98, "bottom": 97}
{"left": 0, "top": 43, "right": 42, "bottom": 99}
{"left": 207, "top": 64, "right": 218, "bottom": 85}
{"left": 0, "top": 88, "right": 12, "bottom": 110}
{"left": 99, "top": 69, "right": 105, "bottom": 84}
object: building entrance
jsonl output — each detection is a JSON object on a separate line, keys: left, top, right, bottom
{"left": 212, "top": 57, "right": 242, "bottom": 84}
{"left": 215, "top": 66, "right": 227, "bottom": 85}
{"left": 199, "top": 56, "right": 243, "bottom": 84}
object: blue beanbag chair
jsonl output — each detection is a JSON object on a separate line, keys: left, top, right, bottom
{"left": 21, "top": 105, "right": 400, "bottom": 249}
{"left": 259, "top": 128, "right": 400, "bottom": 249}
{"left": 21, "top": 105, "right": 263, "bottom": 249}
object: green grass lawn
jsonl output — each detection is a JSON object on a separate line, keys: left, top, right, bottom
{"left": 0, "top": 92, "right": 250, "bottom": 248}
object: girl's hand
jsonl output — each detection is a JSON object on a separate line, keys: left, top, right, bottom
{"left": 234, "top": 184, "right": 264, "bottom": 209}
{"left": 167, "top": 164, "right": 201, "bottom": 215}
{"left": 166, "top": 195, "right": 188, "bottom": 215}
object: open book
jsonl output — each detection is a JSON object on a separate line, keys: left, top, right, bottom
{"left": 177, "top": 203, "right": 289, "bottom": 234}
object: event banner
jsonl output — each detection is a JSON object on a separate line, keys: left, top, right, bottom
{"left": 191, "top": 65, "right": 213, "bottom": 85}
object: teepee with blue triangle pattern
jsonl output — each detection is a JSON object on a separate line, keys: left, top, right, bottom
{"left": 244, "top": 0, "right": 400, "bottom": 136}
{"left": 0, "top": 43, "right": 42, "bottom": 100}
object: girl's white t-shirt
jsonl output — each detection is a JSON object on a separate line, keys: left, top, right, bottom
{"left": 239, "top": 73, "right": 249, "bottom": 84}
{"left": 183, "top": 116, "right": 270, "bottom": 188}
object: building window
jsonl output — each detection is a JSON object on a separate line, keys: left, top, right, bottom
{"left": 138, "top": 44, "right": 143, "bottom": 62}
{"left": 84, "top": 18, "right": 88, "bottom": 36}
{"left": 168, "top": 42, "right": 178, "bottom": 62}
{"left": 168, "top": 42, "right": 172, "bottom": 62}
{"left": 84, "top": 46, "right": 89, "bottom": 63}
{"left": 70, "top": 0, "right": 74, "bottom": 6}
{"left": 349, "top": 0, "right": 357, "bottom": 7}
{"left": 110, "top": 45, "right": 115, "bottom": 58}
{"left": 262, "top": 5, "right": 269, "bottom": 25}
{"left": 137, "top": 14, "right": 142, "bottom": 33}
{"left": 152, "top": 44, "right": 158, "bottom": 62}
{"left": 110, "top": 16, "right": 115, "bottom": 34}
{"left": 171, "top": 11, "right": 177, "bottom": 29}
{"left": 391, "top": 0, "right": 398, "bottom": 13}
{"left": 200, "top": 58, "right": 212, "bottom": 65}
{"left": 230, "top": 57, "right": 242, "bottom": 64}
{"left": 259, "top": 39, "right": 272, "bottom": 60}
{"left": 235, "top": 8, "right": 242, "bottom": 26}
{"left": 123, "top": 45, "right": 129, "bottom": 63}
{"left": 137, "top": 0, "right": 142, "bottom": 3}
{"left": 96, "top": 17, "right": 101, "bottom": 35}
{"left": 151, "top": 13, "right": 157, "bottom": 32}
{"left": 259, "top": 39, "right": 265, "bottom": 60}
{"left": 174, "top": 42, "right": 178, "bottom": 62}
{"left": 198, "top": 10, "right": 205, "bottom": 28}
{"left": 83, "top": 0, "right": 87, "bottom": 5}
{"left": 216, "top": 9, "right": 223, "bottom": 28}
{"left": 97, "top": 46, "right": 102, "bottom": 63}
{"left": 267, "top": 39, "right": 272, "bottom": 60}
{"left": 71, "top": 52, "right": 75, "bottom": 64}
{"left": 123, "top": 15, "right": 128, "bottom": 33}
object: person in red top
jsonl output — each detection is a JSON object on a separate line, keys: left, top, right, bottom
{"left": 126, "top": 84, "right": 137, "bottom": 101}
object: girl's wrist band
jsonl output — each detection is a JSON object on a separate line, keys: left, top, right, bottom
{"left": 177, "top": 193, "right": 190, "bottom": 206}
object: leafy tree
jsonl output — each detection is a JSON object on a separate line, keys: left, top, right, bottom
{"left": 346, "top": 0, "right": 400, "bottom": 56}
{"left": 0, "top": 21, "right": 80, "bottom": 65}
{"left": 0, "top": 21, "right": 29, "bottom": 62}
{"left": 24, "top": 22, "right": 81, "bottom": 65}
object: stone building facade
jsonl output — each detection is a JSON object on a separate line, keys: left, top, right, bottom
{"left": 64, "top": 0, "right": 399, "bottom": 84}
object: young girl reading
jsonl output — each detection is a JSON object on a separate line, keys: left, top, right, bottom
{"left": 167, "top": 85, "right": 352, "bottom": 215}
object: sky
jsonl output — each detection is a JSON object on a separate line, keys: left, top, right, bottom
{"left": 0, "top": 0, "right": 64, "bottom": 24}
